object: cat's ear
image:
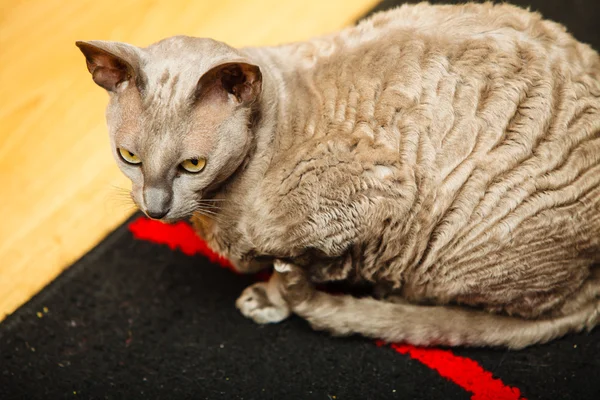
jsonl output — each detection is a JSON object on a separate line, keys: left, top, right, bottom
{"left": 75, "top": 40, "right": 142, "bottom": 92}
{"left": 195, "top": 62, "right": 262, "bottom": 105}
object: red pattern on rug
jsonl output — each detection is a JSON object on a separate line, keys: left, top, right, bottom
{"left": 378, "top": 341, "right": 524, "bottom": 400}
{"left": 128, "top": 216, "right": 526, "bottom": 400}
{"left": 129, "top": 218, "right": 233, "bottom": 269}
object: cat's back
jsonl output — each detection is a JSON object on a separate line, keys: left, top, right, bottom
{"left": 263, "top": 2, "right": 599, "bottom": 149}
{"left": 330, "top": 1, "right": 597, "bottom": 60}
{"left": 248, "top": 2, "right": 600, "bottom": 270}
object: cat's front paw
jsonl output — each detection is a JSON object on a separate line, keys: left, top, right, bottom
{"left": 236, "top": 282, "right": 291, "bottom": 324}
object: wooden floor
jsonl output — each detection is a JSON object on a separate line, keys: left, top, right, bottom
{"left": 0, "top": 0, "right": 378, "bottom": 320}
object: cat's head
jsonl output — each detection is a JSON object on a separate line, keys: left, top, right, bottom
{"left": 76, "top": 36, "right": 262, "bottom": 221}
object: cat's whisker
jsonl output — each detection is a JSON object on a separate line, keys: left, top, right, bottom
{"left": 109, "top": 184, "right": 131, "bottom": 193}
{"left": 194, "top": 202, "right": 227, "bottom": 222}
{"left": 196, "top": 210, "right": 225, "bottom": 225}
{"left": 193, "top": 202, "right": 221, "bottom": 211}
{"left": 105, "top": 185, "right": 139, "bottom": 214}
{"left": 196, "top": 199, "right": 223, "bottom": 204}
{"left": 197, "top": 199, "right": 229, "bottom": 203}
{"left": 109, "top": 186, "right": 134, "bottom": 200}
{"left": 196, "top": 205, "right": 222, "bottom": 211}
{"left": 107, "top": 194, "right": 135, "bottom": 203}
{"left": 195, "top": 207, "right": 220, "bottom": 217}
{"left": 107, "top": 202, "right": 139, "bottom": 213}
{"left": 103, "top": 196, "right": 139, "bottom": 214}
{"left": 110, "top": 194, "right": 134, "bottom": 201}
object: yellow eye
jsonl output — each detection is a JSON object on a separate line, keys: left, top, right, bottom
{"left": 180, "top": 157, "right": 206, "bottom": 173}
{"left": 118, "top": 148, "right": 141, "bottom": 165}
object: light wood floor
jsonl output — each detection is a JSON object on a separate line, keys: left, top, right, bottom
{"left": 0, "top": 0, "right": 378, "bottom": 320}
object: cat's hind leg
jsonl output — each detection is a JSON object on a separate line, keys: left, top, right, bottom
{"left": 274, "top": 261, "right": 600, "bottom": 348}
{"left": 236, "top": 272, "right": 291, "bottom": 324}
{"left": 554, "top": 266, "right": 600, "bottom": 316}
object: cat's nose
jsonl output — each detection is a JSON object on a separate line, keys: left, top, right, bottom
{"left": 143, "top": 186, "right": 172, "bottom": 220}
{"left": 146, "top": 208, "right": 170, "bottom": 220}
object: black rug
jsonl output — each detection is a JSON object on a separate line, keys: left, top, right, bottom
{"left": 2, "top": 1, "right": 599, "bottom": 399}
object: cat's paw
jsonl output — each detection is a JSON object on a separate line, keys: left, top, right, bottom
{"left": 236, "top": 282, "right": 290, "bottom": 324}
{"left": 273, "top": 259, "right": 293, "bottom": 273}
{"left": 273, "top": 260, "right": 314, "bottom": 308}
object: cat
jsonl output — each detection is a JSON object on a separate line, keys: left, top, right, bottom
{"left": 77, "top": 2, "right": 600, "bottom": 348}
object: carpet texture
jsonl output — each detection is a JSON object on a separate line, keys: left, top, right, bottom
{"left": 2, "top": 1, "right": 599, "bottom": 399}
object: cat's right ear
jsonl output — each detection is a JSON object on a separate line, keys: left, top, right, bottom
{"left": 75, "top": 41, "right": 142, "bottom": 93}
{"left": 195, "top": 62, "right": 262, "bottom": 105}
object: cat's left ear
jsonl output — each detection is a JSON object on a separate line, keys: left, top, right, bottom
{"left": 75, "top": 40, "right": 143, "bottom": 92}
{"left": 195, "top": 62, "right": 262, "bottom": 105}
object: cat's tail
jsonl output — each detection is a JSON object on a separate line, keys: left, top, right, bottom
{"left": 276, "top": 264, "right": 600, "bottom": 349}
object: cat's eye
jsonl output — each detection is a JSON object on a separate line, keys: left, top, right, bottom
{"left": 180, "top": 157, "right": 206, "bottom": 173}
{"left": 118, "top": 148, "right": 142, "bottom": 165}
